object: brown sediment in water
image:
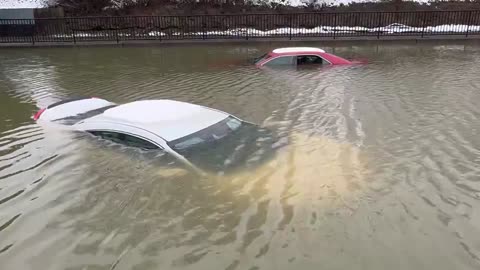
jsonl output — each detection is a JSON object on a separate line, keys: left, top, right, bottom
{"left": 211, "top": 132, "right": 371, "bottom": 213}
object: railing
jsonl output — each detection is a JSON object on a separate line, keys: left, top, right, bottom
{"left": 1, "top": 10, "right": 480, "bottom": 44}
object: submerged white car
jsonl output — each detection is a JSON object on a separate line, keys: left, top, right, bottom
{"left": 34, "top": 97, "right": 277, "bottom": 173}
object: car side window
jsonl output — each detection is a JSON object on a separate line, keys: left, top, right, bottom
{"left": 263, "top": 56, "right": 295, "bottom": 66}
{"left": 296, "top": 55, "right": 328, "bottom": 65}
{"left": 89, "top": 131, "right": 159, "bottom": 150}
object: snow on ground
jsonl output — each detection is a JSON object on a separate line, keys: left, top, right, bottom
{"left": 45, "top": 24, "right": 480, "bottom": 39}
{"left": 147, "top": 24, "right": 480, "bottom": 37}
{"left": 289, "top": 0, "right": 429, "bottom": 6}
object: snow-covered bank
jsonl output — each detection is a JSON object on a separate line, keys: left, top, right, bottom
{"left": 44, "top": 23, "right": 480, "bottom": 39}
{"left": 149, "top": 24, "right": 480, "bottom": 37}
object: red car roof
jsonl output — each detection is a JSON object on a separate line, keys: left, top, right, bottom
{"left": 257, "top": 47, "right": 353, "bottom": 66}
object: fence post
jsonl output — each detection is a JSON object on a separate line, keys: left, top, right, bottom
{"left": 421, "top": 11, "right": 427, "bottom": 38}
{"left": 202, "top": 16, "right": 206, "bottom": 40}
{"left": 70, "top": 19, "right": 76, "bottom": 44}
{"left": 133, "top": 17, "right": 137, "bottom": 40}
{"left": 159, "top": 16, "right": 162, "bottom": 41}
{"left": 115, "top": 17, "right": 119, "bottom": 44}
{"left": 245, "top": 14, "right": 249, "bottom": 40}
{"left": 333, "top": 13, "right": 337, "bottom": 39}
{"left": 289, "top": 15, "right": 293, "bottom": 40}
{"left": 31, "top": 19, "right": 36, "bottom": 45}
{"left": 377, "top": 12, "right": 381, "bottom": 39}
{"left": 466, "top": 10, "right": 473, "bottom": 37}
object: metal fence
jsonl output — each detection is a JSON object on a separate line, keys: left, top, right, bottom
{"left": 1, "top": 10, "right": 480, "bottom": 44}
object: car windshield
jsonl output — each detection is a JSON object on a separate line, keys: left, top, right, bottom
{"left": 168, "top": 117, "right": 278, "bottom": 173}
{"left": 253, "top": 53, "right": 270, "bottom": 64}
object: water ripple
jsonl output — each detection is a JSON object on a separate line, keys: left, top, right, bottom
{"left": 1, "top": 44, "right": 480, "bottom": 269}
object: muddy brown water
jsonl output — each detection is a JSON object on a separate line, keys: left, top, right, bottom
{"left": 1, "top": 41, "right": 480, "bottom": 270}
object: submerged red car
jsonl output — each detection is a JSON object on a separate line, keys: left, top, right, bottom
{"left": 254, "top": 47, "right": 361, "bottom": 67}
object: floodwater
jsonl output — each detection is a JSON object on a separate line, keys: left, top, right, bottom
{"left": 1, "top": 41, "right": 480, "bottom": 270}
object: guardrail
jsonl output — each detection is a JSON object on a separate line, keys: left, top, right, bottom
{"left": 1, "top": 10, "right": 480, "bottom": 44}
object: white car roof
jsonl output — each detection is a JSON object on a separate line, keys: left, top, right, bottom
{"left": 272, "top": 47, "right": 325, "bottom": 54}
{"left": 83, "top": 100, "right": 230, "bottom": 142}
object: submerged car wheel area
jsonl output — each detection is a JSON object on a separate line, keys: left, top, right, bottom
{"left": 34, "top": 97, "right": 278, "bottom": 174}
{"left": 254, "top": 47, "right": 362, "bottom": 67}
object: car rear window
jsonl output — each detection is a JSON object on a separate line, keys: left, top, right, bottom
{"left": 53, "top": 105, "right": 117, "bottom": 125}
{"left": 46, "top": 97, "right": 92, "bottom": 109}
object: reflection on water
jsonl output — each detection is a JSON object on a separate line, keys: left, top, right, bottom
{"left": 1, "top": 42, "right": 480, "bottom": 270}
